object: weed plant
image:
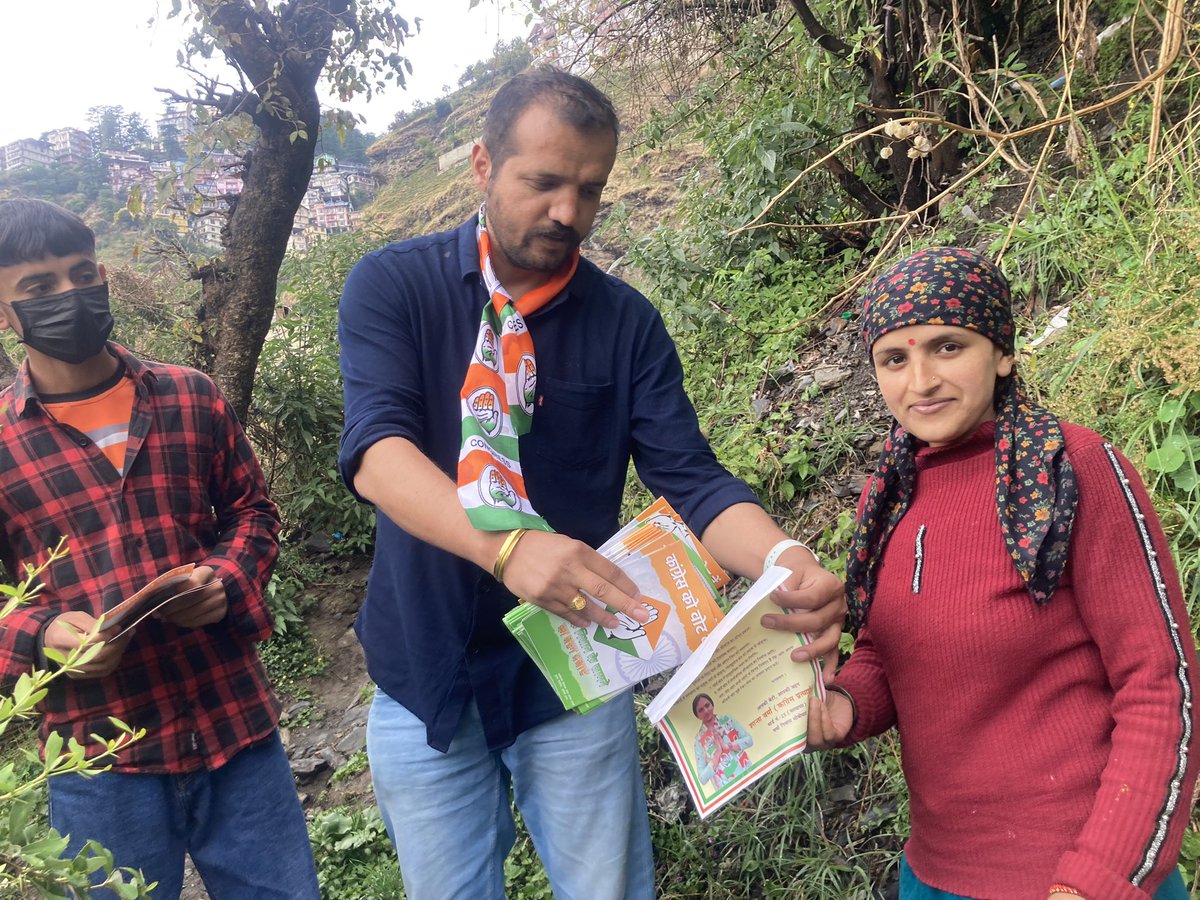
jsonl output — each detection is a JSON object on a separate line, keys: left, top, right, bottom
{"left": 973, "top": 117, "right": 1200, "bottom": 617}
{"left": 309, "top": 806, "right": 400, "bottom": 899}
{"left": 0, "top": 546, "right": 150, "bottom": 897}
{"left": 259, "top": 625, "right": 328, "bottom": 697}
{"left": 607, "top": 6, "right": 1200, "bottom": 895}
{"left": 330, "top": 750, "right": 369, "bottom": 785}
{"left": 307, "top": 804, "right": 555, "bottom": 900}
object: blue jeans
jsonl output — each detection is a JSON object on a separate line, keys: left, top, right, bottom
{"left": 367, "top": 689, "right": 655, "bottom": 900}
{"left": 48, "top": 731, "right": 318, "bottom": 900}
{"left": 899, "top": 853, "right": 1189, "bottom": 899}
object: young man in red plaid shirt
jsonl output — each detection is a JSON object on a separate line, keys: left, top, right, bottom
{"left": 0, "top": 199, "right": 318, "bottom": 898}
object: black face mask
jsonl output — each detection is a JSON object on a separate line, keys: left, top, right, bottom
{"left": 12, "top": 282, "right": 114, "bottom": 364}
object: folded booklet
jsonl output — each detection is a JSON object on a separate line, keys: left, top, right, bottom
{"left": 100, "top": 564, "right": 207, "bottom": 638}
{"left": 644, "top": 566, "right": 826, "bottom": 819}
{"left": 503, "top": 498, "right": 729, "bottom": 714}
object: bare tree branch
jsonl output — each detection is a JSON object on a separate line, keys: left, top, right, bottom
{"left": 786, "top": 0, "right": 853, "bottom": 58}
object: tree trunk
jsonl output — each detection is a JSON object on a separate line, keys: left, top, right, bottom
{"left": 197, "top": 107, "right": 318, "bottom": 423}
{"left": 790, "top": 0, "right": 1011, "bottom": 212}
{"left": 186, "top": 0, "right": 348, "bottom": 424}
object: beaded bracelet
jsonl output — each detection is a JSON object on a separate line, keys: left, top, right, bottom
{"left": 492, "top": 528, "right": 530, "bottom": 582}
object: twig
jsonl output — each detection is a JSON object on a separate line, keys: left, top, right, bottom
{"left": 733, "top": 34, "right": 1186, "bottom": 237}
{"left": 750, "top": 212, "right": 913, "bottom": 230}
{"left": 1148, "top": 0, "right": 1187, "bottom": 165}
{"left": 996, "top": 0, "right": 1092, "bottom": 263}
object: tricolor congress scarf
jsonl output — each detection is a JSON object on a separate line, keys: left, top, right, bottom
{"left": 457, "top": 206, "right": 578, "bottom": 532}
{"left": 845, "top": 247, "right": 1079, "bottom": 629}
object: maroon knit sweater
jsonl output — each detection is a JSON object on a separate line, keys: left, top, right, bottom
{"left": 834, "top": 421, "right": 1199, "bottom": 900}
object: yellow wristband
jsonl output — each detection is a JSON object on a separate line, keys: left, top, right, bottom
{"left": 492, "top": 528, "right": 530, "bottom": 583}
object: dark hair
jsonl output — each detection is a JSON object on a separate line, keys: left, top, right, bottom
{"left": 0, "top": 198, "right": 95, "bottom": 268}
{"left": 481, "top": 67, "right": 619, "bottom": 171}
{"left": 691, "top": 693, "right": 714, "bottom": 717}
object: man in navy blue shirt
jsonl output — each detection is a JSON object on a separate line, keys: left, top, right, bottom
{"left": 339, "top": 68, "right": 845, "bottom": 899}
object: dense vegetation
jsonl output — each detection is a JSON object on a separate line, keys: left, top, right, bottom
{"left": 305, "top": 2, "right": 1200, "bottom": 896}
{"left": 2, "top": 0, "right": 1199, "bottom": 895}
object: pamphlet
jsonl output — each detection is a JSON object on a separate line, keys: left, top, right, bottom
{"left": 101, "top": 564, "right": 205, "bottom": 638}
{"left": 503, "top": 498, "right": 728, "bottom": 713}
{"left": 612, "top": 497, "right": 731, "bottom": 591}
{"left": 644, "top": 566, "right": 826, "bottom": 818}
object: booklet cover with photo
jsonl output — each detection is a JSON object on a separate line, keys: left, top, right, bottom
{"left": 503, "top": 498, "right": 729, "bottom": 714}
{"left": 644, "top": 566, "right": 827, "bottom": 818}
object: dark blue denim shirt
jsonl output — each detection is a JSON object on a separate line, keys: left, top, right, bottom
{"left": 338, "top": 218, "right": 758, "bottom": 751}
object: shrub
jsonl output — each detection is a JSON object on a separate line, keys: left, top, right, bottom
{"left": 0, "top": 542, "right": 150, "bottom": 898}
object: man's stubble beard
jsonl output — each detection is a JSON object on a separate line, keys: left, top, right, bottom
{"left": 486, "top": 194, "right": 583, "bottom": 275}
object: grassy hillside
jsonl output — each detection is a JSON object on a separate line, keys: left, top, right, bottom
{"left": 298, "top": 6, "right": 1200, "bottom": 895}
{"left": 359, "top": 62, "right": 709, "bottom": 265}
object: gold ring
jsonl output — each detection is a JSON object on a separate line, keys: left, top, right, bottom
{"left": 569, "top": 593, "right": 588, "bottom": 612}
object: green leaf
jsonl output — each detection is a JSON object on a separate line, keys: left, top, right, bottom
{"left": 1172, "top": 467, "right": 1199, "bottom": 493}
{"left": 1163, "top": 432, "right": 1191, "bottom": 453}
{"left": 1180, "top": 826, "right": 1200, "bottom": 861}
{"left": 8, "top": 797, "right": 30, "bottom": 834}
{"left": 22, "top": 831, "right": 71, "bottom": 858}
{"left": 44, "top": 646, "right": 67, "bottom": 665}
{"left": 44, "top": 729, "right": 63, "bottom": 762}
{"left": 1158, "top": 398, "right": 1187, "bottom": 422}
{"left": 1145, "top": 445, "right": 1185, "bottom": 473}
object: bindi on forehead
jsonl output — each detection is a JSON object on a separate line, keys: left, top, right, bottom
{"left": 907, "top": 338, "right": 916, "bottom": 345}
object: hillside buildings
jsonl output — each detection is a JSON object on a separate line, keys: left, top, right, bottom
{"left": 0, "top": 128, "right": 94, "bottom": 172}
{"left": 108, "top": 148, "right": 375, "bottom": 252}
{"left": 1, "top": 112, "right": 375, "bottom": 252}
{"left": 288, "top": 157, "right": 372, "bottom": 252}
{"left": 0, "top": 139, "right": 54, "bottom": 172}
{"left": 157, "top": 105, "right": 197, "bottom": 145}
{"left": 46, "top": 128, "right": 94, "bottom": 166}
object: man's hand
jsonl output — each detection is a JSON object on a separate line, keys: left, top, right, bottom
{"left": 805, "top": 690, "right": 854, "bottom": 750}
{"left": 760, "top": 545, "right": 846, "bottom": 678}
{"left": 44, "top": 611, "right": 133, "bottom": 679}
{"left": 154, "top": 565, "right": 228, "bottom": 628}
{"left": 500, "top": 531, "right": 649, "bottom": 629}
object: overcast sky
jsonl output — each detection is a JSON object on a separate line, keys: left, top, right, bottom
{"left": 0, "top": 0, "right": 531, "bottom": 146}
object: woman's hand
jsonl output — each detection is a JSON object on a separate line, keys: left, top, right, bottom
{"left": 806, "top": 690, "right": 855, "bottom": 750}
{"left": 760, "top": 546, "right": 846, "bottom": 679}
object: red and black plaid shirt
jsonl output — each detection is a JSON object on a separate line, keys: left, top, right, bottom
{"left": 0, "top": 344, "right": 281, "bottom": 773}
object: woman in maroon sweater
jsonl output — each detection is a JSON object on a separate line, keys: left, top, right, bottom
{"left": 809, "top": 248, "right": 1199, "bottom": 900}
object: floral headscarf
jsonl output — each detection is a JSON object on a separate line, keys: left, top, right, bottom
{"left": 845, "top": 247, "right": 1078, "bottom": 629}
